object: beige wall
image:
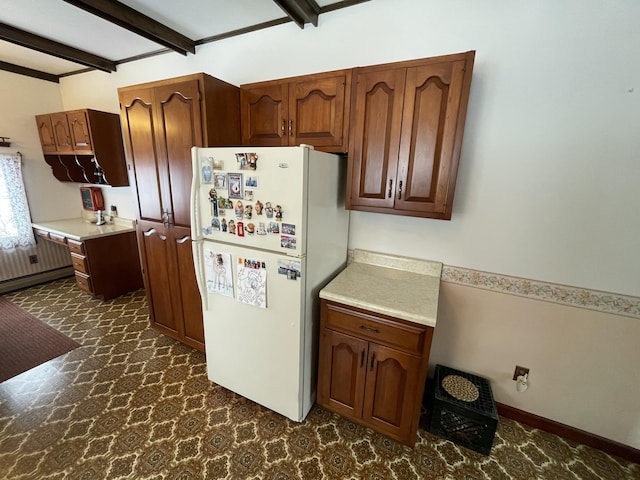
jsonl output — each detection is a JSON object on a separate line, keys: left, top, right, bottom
{"left": 431, "top": 280, "right": 640, "bottom": 448}
{"left": 4, "top": 0, "right": 639, "bottom": 448}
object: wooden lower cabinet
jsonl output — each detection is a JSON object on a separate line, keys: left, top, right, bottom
{"left": 137, "top": 220, "right": 204, "bottom": 351}
{"left": 317, "top": 300, "right": 433, "bottom": 446}
{"left": 66, "top": 232, "right": 143, "bottom": 300}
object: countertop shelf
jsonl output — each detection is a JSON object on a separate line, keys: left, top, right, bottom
{"left": 32, "top": 217, "right": 136, "bottom": 241}
{"left": 319, "top": 249, "right": 442, "bottom": 327}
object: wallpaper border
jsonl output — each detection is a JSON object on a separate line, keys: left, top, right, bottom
{"left": 441, "top": 265, "right": 640, "bottom": 319}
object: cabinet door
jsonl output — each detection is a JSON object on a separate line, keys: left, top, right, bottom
{"left": 362, "top": 343, "right": 421, "bottom": 443}
{"left": 35, "top": 114, "right": 57, "bottom": 153}
{"left": 318, "top": 329, "right": 368, "bottom": 419}
{"left": 168, "top": 225, "right": 204, "bottom": 350}
{"left": 153, "top": 80, "right": 203, "bottom": 228}
{"left": 395, "top": 60, "right": 468, "bottom": 217}
{"left": 120, "top": 87, "right": 164, "bottom": 223}
{"left": 347, "top": 68, "right": 406, "bottom": 209}
{"left": 67, "top": 110, "right": 93, "bottom": 153}
{"left": 240, "top": 84, "right": 288, "bottom": 147}
{"left": 51, "top": 112, "right": 74, "bottom": 153}
{"left": 138, "top": 220, "right": 181, "bottom": 335}
{"left": 289, "top": 72, "right": 350, "bottom": 151}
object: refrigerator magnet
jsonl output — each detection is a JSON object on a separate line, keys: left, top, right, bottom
{"left": 245, "top": 190, "right": 254, "bottom": 201}
{"left": 265, "top": 202, "right": 273, "bottom": 218}
{"left": 257, "top": 222, "right": 266, "bottom": 235}
{"left": 280, "top": 235, "right": 296, "bottom": 250}
{"left": 202, "top": 226, "right": 212, "bottom": 235}
{"left": 255, "top": 200, "right": 263, "bottom": 215}
{"left": 282, "top": 223, "right": 295, "bottom": 235}
{"left": 202, "top": 157, "right": 213, "bottom": 183}
{"left": 275, "top": 205, "right": 283, "bottom": 221}
{"left": 234, "top": 201, "right": 244, "bottom": 219}
{"left": 267, "top": 222, "right": 279, "bottom": 234}
{"left": 228, "top": 173, "right": 243, "bottom": 199}
{"left": 244, "top": 205, "right": 252, "bottom": 219}
{"left": 221, "top": 218, "right": 227, "bottom": 232}
{"left": 212, "top": 158, "right": 224, "bottom": 170}
{"left": 246, "top": 223, "right": 255, "bottom": 235}
{"left": 227, "top": 220, "right": 236, "bottom": 234}
{"left": 212, "top": 218, "right": 221, "bottom": 231}
{"left": 237, "top": 221, "right": 245, "bottom": 237}
{"left": 245, "top": 176, "right": 259, "bottom": 188}
{"left": 214, "top": 173, "right": 227, "bottom": 189}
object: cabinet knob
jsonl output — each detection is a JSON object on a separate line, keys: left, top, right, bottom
{"left": 288, "top": 119, "right": 293, "bottom": 137}
{"left": 281, "top": 119, "right": 286, "bottom": 136}
{"left": 397, "top": 180, "right": 403, "bottom": 200}
{"left": 387, "top": 179, "right": 393, "bottom": 198}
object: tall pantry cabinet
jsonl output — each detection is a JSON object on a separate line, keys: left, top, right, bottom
{"left": 118, "top": 73, "right": 240, "bottom": 351}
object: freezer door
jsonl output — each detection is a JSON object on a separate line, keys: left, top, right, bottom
{"left": 192, "top": 146, "right": 308, "bottom": 255}
{"left": 201, "top": 242, "right": 313, "bottom": 422}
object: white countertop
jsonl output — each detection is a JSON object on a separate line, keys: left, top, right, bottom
{"left": 32, "top": 217, "right": 136, "bottom": 241}
{"left": 319, "top": 250, "right": 443, "bottom": 327}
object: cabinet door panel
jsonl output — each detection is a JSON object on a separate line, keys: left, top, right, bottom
{"left": 169, "top": 226, "right": 204, "bottom": 349}
{"left": 36, "top": 115, "right": 57, "bottom": 153}
{"left": 290, "top": 74, "right": 348, "bottom": 149}
{"left": 362, "top": 344, "right": 420, "bottom": 442}
{"left": 318, "top": 329, "right": 368, "bottom": 418}
{"left": 120, "top": 89, "right": 164, "bottom": 222}
{"left": 241, "top": 84, "right": 288, "bottom": 146}
{"left": 396, "top": 60, "right": 466, "bottom": 215}
{"left": 138, "top": 221, "right": 179, "bottom": 334}
{"left": 348, "top": 68, "right": 405, "bottom": 208}
{"left": 51, "top": 113, "right": 74, "bottom": 153}
{"left": 67, "top": 111, "right": 93, "bottom": 153}
{"left": 154, "top": 80, "right": 203, "bottom": 228}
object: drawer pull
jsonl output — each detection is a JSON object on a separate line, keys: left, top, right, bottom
{"left": 369, "top": 353, "right": 376, "bottom": 371}
{"left": 359, "top": 325, "right": 379, "bottom": 334}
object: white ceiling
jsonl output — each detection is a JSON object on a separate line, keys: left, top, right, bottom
{"left": 0, "top": 0, "right": 355, "bottom": 79}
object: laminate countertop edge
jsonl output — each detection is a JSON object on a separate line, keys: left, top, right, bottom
{"left": 32, "top": 218, "right": 136, "bottom": 241}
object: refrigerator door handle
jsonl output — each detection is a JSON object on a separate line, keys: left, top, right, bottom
{"left": 190, "top": 147, "right": 201, "bottom": 240}
{"left": 192, "top": 239, "right": 207, "bottom": 310}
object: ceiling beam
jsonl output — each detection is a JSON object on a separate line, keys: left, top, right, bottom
{"left": 62, "top": 0, "right": 195, "bottom": 55}
{"left": 0, "top": 60, "right": 59, "bottom": 83}
{"left": 0, "top": 22, "right": 116, "bottom": 72}
{"left": 272, "top": 0, "right": 320, "bottom": 28}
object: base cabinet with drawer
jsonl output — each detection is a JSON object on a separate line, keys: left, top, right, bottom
{"left": 67, "top": 233, "right": 143, "bottom": 300}
{"left": 317, "top": 299, "right": 434, "bottom": 446}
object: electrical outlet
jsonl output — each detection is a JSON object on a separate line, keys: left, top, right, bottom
{"left": 28, "top": 255, "right": 38, "bottom": 264}
{"left": 513, "top": 365, "right": 529, "bottom": 381}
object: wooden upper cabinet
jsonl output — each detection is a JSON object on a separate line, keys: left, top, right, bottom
{"left": 241, "top": 70, "right": 351, "bottom": 153}
{"left": 347, "top": 51, "right": 475, "bottom": 220}
{"left": 35, "top": 109, "right": 129, "bottom": 186}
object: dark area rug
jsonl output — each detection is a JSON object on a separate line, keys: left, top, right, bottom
{"left": 0, "top": 296, "right": 80, "bottom": 382}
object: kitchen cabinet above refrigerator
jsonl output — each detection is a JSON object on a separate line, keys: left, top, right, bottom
{"left": 35, "top": 109, "right": 129, "bottom": 186}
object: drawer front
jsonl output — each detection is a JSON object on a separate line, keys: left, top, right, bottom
{"left": 49, "top": 232, "right": 67, "bottom": 245}
{"left": 75, "top": 272, "right": 93, "bottom": 294}
{"left": 325, "top": 302, "right": 425, "bottom": 354}
{"left": 67, "top": 239, "right": 85, "bottom": 255}
{"left": 70, "top": 253, "right": 89, "bottom": 275}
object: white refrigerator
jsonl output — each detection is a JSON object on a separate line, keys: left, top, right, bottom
{"left": 190, "top": 145, "right": 349, "bottom": 421}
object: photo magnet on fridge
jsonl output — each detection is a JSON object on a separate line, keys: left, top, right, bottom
{"left": 228, "top": 173, "right": 243, "bottom": 199}
{"left": 214, "top": 173, "right": 227, "bottom": 189}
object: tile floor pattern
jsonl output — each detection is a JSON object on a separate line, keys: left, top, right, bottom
{"left": 1, "top": 278, "right": 638, "bottom": 480}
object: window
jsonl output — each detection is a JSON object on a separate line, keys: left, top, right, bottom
{"left": 0, "top": 153, "right": 35, "bottom": 250}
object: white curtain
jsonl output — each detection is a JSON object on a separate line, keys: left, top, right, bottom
{"left": 0, "top": 153, "right": 35, "bottom": 250}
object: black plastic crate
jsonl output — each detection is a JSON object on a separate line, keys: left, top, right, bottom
{"left": 429, "top": 364, "right": 498, "bottom": 455}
